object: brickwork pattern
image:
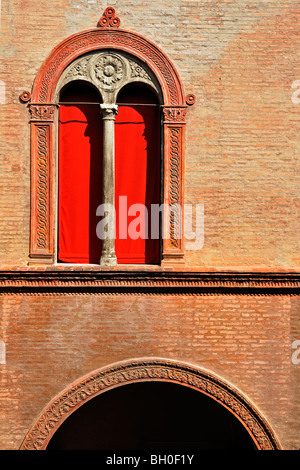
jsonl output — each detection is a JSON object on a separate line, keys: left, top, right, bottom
{"left": 0, "top": 0, "right": 299, "bottom": 451}
{"left": 0, "top": 293, "right": 299, "bottom": 449}
{"left": 0, "top": 0, "right": 299, "bottom": 269}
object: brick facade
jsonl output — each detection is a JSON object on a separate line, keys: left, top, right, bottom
{"left": 0, "top": 0, "right": 299, "bottom": 450}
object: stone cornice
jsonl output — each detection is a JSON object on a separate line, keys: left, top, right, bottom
{"left": 0, "top": 270, "right": 299, "bottom": 295}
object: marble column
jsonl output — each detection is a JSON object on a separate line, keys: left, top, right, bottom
{"left": 100, "top": 104, "right": 118, "bottom": 266}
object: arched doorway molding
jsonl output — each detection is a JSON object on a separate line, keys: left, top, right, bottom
{"left": 26, "top": 12, "right": 192, "bottom": 265}
{"left": 20, "top": 358, "right": 281, "bottom": 450}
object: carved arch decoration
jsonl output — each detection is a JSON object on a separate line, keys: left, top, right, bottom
{"left": 19, "top": 358, "right": 281, "bottom": 450}
{"left": 26, "top": 8, "right": 194, "bottom": 265}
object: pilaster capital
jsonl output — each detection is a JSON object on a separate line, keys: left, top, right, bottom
{"left": 29, "top": 104, "right": 56, "bottom": 122}
{"left": 162, "top": 106, "right": 187, "bottom": 124}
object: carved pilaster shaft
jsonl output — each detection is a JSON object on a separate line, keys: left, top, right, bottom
{"left": 29, "top": 104, "right": 56, "bottom": 264}
{"left": 162, "top": 121, "right": 186, "bottom": 265}
{"left": 100, "top": 104, "right": 118, "bottom": 266}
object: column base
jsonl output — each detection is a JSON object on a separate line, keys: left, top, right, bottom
{"left": 100, "top": 253, "right": 118, "bottom": 266}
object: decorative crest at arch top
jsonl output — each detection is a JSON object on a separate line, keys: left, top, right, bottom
{"left": 98, "top": 7, "right": 120, "bottom": 28}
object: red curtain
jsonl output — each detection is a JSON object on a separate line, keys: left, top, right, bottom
{"left": 58, "top": 85, "right": 160, "bottom": 265}
{"left": 115, "top": 101, "right": 160, "bottom": 264}
{"left": 58, "top": 86, "right": 103, "bottom": 263}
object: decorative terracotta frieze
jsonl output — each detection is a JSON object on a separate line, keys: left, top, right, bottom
{"left": 162, "top": 106, "right": 188, "bottom": 123}
{"left": 32, "top": 28, "right": 185, "bottom": 106}
{"left": 0, "top": 271, "right": 298, "bottom": 295}
{"left": 29, "top": 104, "right": 56, "bottom": 122}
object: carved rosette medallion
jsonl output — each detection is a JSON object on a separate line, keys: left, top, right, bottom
{"left": 19, "top": 91, "right": 31, "bottom": 103}
{"left": 94, "top": 54, "right": 124, "bottom": 87}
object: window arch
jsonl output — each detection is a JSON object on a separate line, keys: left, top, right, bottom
{"left": 26, "top": 9, "right": 193, "bottom": 266}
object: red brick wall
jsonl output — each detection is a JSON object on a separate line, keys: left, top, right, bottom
{"left": 0, "top": 293, "right": 299, "bottom": 449}
{"left": 0, "top": 0, "right": 299, "bottom": 269}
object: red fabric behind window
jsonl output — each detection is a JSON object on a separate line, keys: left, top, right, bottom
{"left": 58, "top": 86, "right": 103, "bottom": 263}
{"left": 58, "top": 84, "right": 160, "bottom": 265}
{"left": 115, "top": 92, "right": 160, "bottom": 264}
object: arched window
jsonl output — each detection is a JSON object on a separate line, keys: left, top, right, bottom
{"left": 55, "top": 51, "right": 163, "bottom": 266}
{"left": 26, "top": 9, "right": 191, "bottom": 267}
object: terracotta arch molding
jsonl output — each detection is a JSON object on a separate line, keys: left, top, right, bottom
{"left": 28, "top": 26, "right": 190, "bottom": 265}
{"left": 20, "top": 358, "right": 281, "bottom": 450}
{"left": 31, "top": 29, "right": 185, "bottom": 105}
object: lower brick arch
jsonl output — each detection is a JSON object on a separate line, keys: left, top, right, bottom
{"left": 20, "top": 358, "right": 281, "bottom": 450}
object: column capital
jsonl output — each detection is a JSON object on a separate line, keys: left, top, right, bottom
{"left": 100, "top": 104, "right": 118, "bottom": 120}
